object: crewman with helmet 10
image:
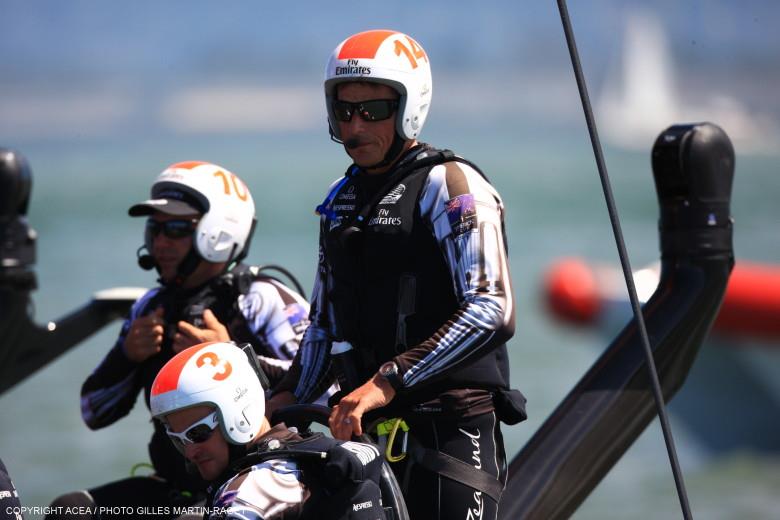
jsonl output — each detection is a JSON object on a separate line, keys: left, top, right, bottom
{"left": 47, "top": 162, "right": 311, "bottom": 518}
{"left": 269, "top": 29, "right": 526, "bottom": 519}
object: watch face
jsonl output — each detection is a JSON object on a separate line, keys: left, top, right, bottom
{"left": 379, "top": 361, "right": 401, "bottom": 391}
{"left": 381, "top": 362, "right": 396, "bottom": 376}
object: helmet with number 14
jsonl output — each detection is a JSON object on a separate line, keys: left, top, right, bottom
{"left": 324, "top": 29, "right": 433, "bottom": 142}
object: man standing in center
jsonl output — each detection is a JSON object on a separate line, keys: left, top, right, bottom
{"left": 271, "top": 29, "right": 523, "bottom": 519}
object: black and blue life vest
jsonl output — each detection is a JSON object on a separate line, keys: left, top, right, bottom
{"left": 320, "top": 146, "right": 514, "bottom": 408}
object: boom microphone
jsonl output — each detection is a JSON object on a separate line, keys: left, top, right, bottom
{"left": 136, "top": 246, "right": 156, "bottom": 271}
{"left": 344, "top": 137, "right": 364, "bottom": 149}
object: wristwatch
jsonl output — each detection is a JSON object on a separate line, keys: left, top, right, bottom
{"left": 378, "top": 361, "right": 403, "bottom": 391}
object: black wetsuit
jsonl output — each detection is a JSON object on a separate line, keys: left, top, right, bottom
{"left": 0, "top": 458, "right": 22, "bottom": 520}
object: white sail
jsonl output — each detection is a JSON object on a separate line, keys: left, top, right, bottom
{"left": 597, "top": 8, "right": 779, "bottom": 154}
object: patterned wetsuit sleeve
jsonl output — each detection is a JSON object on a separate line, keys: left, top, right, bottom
{"left": 239, "top": 279, "right": 310, "bottom": 363}
{"left": 209, "top": 460, "right": 306, "bottom": 519}
{"left": 289, "top": 222, "right": 337, "bottom": 404}
{"left": 80, "top": 289, "right": 159, "bottom": 429}
{"left": 0, "top": 458, "right": 22, "bottom": 515}
{"left": 394, "top": 161, "right": 515, "bottom": 389}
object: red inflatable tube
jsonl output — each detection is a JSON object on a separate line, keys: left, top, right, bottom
{"left": 544, "top": 257, "right": 780, "bottom": 340}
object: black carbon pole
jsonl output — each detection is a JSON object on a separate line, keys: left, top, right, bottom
{"left": 555, "top": 1, "right": 693, "bottom": 518}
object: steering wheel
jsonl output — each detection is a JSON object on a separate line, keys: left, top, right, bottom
{"left": 271, "top": 403, "right": 410, "bottom": 520}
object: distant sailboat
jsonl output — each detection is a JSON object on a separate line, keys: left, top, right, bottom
{"left": 597, "top": 9, "right": 780, "bottom": 154}
{"left": 598, "top": 11, "right": 677, "bottom": 149}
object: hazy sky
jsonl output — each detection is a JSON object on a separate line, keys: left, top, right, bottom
{"left": 2, "top": 0, "right": 779, "bottom": 152}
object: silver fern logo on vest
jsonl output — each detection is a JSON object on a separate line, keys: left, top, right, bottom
{"left": 378, "top": 184, "right": 406, "bottom": 205}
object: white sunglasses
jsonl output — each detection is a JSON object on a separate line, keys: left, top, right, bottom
{"left": 165, "top": 412, "right": 219, "bottom": 452}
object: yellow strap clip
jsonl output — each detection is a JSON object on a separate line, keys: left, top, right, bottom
{"left": 376, "top": 418, "right": 409, "bottom": 463}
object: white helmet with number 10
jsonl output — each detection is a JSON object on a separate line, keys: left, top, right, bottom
{"left": 129, "top": 161, "right": 256, "bottom": 264}
{"left": 325, "top": 29, "right": 433, "bottom": 141}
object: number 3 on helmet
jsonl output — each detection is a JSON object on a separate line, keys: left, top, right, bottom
{"left": 324, "top": 29, "right": 433, "bottom": 142}
{"left": 150, "top": 342, "right": 266, "bottom": 445}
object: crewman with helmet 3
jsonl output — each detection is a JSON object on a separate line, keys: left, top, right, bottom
{"left": 269, "top": 30, "right": 526, "bottom": 519}
{"left": 47, "top": 162, "right": 311, "bottom": 518}
{"left": 150, "top": 341, "right": 386, "bottom": 519}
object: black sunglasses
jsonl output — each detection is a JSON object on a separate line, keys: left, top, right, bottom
{"left": 332, "top": 99, "right": 399, "bottom": 122}
{"left": 146, "top": 218, "right": 198, "bottom": 239}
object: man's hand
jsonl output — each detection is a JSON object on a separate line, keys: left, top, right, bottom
{"left": 172, "top": 309, "right": 230, "bottom": 353}
{"left": 123, "top": 307, "right": 165, "bottom": 363}
{"left": 329, "top": 374, "right": 396, "bottom": 440}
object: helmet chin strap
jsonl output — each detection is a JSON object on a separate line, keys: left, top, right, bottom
{"left": 166, "top": 248, "right": 202, "bottom": 288}
{"left": 228, "top": 441, "right": 249, "bottom": 465}
{"left": 166, "top": 243, "right": 241, "bottom": 288}
{"left": 328, "top": 121, "right": 344, "bottom": 145}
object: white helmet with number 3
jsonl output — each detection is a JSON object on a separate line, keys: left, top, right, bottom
{"left": 129, "top": 161, "right": 256, "bottom": 264}
{"left": 325, "top": 29, "right": 433, "bottom": 141}
{"left": 150, "top": 342, "right": 266, "bottom": 445}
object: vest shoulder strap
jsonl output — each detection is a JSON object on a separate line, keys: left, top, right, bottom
{"left": 246, "top": 264, "right": 306, "bottom": 298}
{"left": 353, "top": 147, "right": 487, "bottom": 227}
{"left": 216, "top": 263, "right": 306, "bottom": 299}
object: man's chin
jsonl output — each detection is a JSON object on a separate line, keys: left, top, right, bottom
{"left": 196, "top": 461, "right": 223, "bottom": 481}
{"left": 157, "top": 266, "right": 178, "bottom": 282}
{"left": 348, "top": 148, "right": 380, "bottom": 167}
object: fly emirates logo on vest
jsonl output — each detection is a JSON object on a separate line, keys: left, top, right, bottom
{"left": 368, "top": 184, "right": 405, "bottom": 226}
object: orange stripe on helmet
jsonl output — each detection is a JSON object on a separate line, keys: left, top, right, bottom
{"left": 150, "top": 342, "right": 216, "bottom": 396}
{"left": 337, "top": 30, "right": 398, "bottom": 60}
{"left": 169, "top": 161, "right": 207, "bottom": 170}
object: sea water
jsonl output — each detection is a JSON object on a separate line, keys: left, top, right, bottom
{"left": 1, "top": 127, "right": 778, "bottom": 519}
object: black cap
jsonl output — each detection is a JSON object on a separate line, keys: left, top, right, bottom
{"left": 128, "top": 188, "right": 204, "bottom": 217}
